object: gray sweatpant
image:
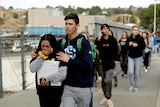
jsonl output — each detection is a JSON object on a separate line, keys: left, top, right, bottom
{"left": 62, "top": 85, "right": 92, "bottom": 107}
{"left": 101, "top": 69, "right": 114, "bottom": 99}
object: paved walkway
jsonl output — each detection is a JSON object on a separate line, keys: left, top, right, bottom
{"left": 0, "top": 54, "right": 160, "bottom": 107}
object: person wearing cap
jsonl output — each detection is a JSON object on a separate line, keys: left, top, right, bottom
{"left": 95, "top": 24, "right": 118, "bottom": 107}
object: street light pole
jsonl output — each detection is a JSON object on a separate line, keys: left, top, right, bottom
{"left": 154, "top": 0, "right": 156, "bottom": 32}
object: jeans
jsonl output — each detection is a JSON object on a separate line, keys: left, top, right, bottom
{"left": 113, "top": 64, "right": 118, "bottom": 83}
{"left": 153, "top": 44, "right": 158, "bottom": 54}
{"left": 128, "top": 56, "right": 142, "bottom": 88}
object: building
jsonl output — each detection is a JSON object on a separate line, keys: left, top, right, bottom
{"left": 28, "top": 8, "right": 111, "bottom": 35}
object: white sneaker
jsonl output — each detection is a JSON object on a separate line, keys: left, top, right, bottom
{"left": 107, "top": 99, "right": 114, "bottom": 107}
{"left": 134, "top": 87, "right": 139, "bottom": 93}
{"left": 100, "top": 98, "right": 107, "bottom": 104}
{"left": 128, "top": 86, "right": 134, "bottom": 93}
{"left": 145, "top": 69, "right": 148, "bottom": 72}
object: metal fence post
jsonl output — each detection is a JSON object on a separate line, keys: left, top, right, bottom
{"left": 20, "top": 27, "right": 26, "bottom": 89}
{"left": 0, "top": 30, "right": 3, "bottom": 98}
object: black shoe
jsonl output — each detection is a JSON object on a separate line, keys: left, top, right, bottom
{"left": 114, "top": 82, "right": 118, "bottom": 87}
{"left": 122, "top": 74, "right": 124, "bottom": 77}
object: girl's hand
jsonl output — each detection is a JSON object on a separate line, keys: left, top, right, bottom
{"left": 31, "top": 49, "right": 38, "bottom": 59}
{"left": 129, "top": 41, "right": 133, "bottom": 46}
{"left": 132, "top": 43, "right": 138, "bottom": 47}
{"left": 40, "top": 77, "right": 48, "bottom": 86}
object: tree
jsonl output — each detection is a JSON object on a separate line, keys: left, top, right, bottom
{"left": 116, "top": 16, "right": 121, "bottom": 22}
{"left": 88, "top": 6, "right": 101, "bottom": 15}
{"left": 24, "top": 11, "right": 28, "bottom": 24}
{"left": 77, "top": 7, "right": 86, "bottom": 14}
{"left": 0, "top": 18, "right": 4, "bottom": 25}
{"left": 8, "top": 6, "right": 13, "bottom": 10}
{"left": 130, "top": 15, "right": 136, "bottom": 23}
{"left": 3, "top": 13, "right": 6, "bottom": 20}
{"left": 13, "top": 13, "right": 19, "bottom": 19}
{"left": 138, "top": 4, "right": 159, "bottom": 30}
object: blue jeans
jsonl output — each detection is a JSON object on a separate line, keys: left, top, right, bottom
{"left": 128, "top": 56, "right": 142, "bottom": 88}
{"left": 153, "top": 44, "right": 158, "bottom": 54}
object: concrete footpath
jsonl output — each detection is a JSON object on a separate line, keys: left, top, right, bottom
{"left": 0, "top": 54, "right": 160, "bottom": 107}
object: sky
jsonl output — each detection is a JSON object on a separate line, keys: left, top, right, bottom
{"left": 0, "top": 0, "right": 159, "bottom": 9}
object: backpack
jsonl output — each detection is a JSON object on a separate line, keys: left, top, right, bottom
{"left": 60, "top": 37, "right": 96, "bottom": 60}
{"left": 61, "top": 37, "right": 83, "bottom": 52}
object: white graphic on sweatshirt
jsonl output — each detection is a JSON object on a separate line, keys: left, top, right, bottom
{"left": 64, "top": 45, "right": 76, "bottom": 59}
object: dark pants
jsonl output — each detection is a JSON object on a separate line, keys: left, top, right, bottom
{"left": 120, "top": 53, "right": 128, "bottom": 74}
{"left": 101, "top": 69, "right": 114, "bottom": 99}
{"left": 143, "top": 51, "right": 150, "bottom": 69}
{"left": 37, "top": 85, "right": 63, "bottom": 107}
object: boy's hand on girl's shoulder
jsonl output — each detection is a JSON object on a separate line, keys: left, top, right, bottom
{"left": 56, "top": 52, "right": 70, "bottom": 63}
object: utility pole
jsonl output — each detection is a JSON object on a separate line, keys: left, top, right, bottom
{"left": 154, "top": 0, "right": 160, "bottom": 32}
{"left": 0, "top": 30, "right": 3, "bottom": 98}
{"left": 20, "top": 27, "right": 26, "bottom": 89}
{"left": 154, "top": 0, "right": 157, "bottom": 32}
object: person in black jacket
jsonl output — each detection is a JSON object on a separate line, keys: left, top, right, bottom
{"left": 95, "top": 24, "right": 118, "bottom": 107}
{"left": 119, "top": 31, "right": 129, "bottom": 77}
{"left": 126, "top": 26, "right": 145, "bottom": 93}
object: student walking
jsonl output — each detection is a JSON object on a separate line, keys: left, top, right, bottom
{"left": 152, "top": 32, "right": 159, "bottom": 57}
{"left": 29, "top": 34, "right": 67, "bottom": 107}
{"left": 80, "top": 32, "right": 103, "bottom": 107}
{"left": 95, "top": 24, "right": 118, "bottom": 107}
{"left": 126, "top": 26, "right": 145, "bottom": 93}
{"left": 56, "top": 13, "right": 93, "bottom": 107}
{"left": 108, "top": 29, "right": 119, "bottom": 87}
{"left": 142, "top": 32, "right": 151, "bottom": 72}
{"left": 119, "top": 31, "right": 129, "bottom": 77}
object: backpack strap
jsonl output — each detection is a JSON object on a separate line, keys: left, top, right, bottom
{"left": 90, "top": 43, "right": 96, "bottom": 60}
{"left": 61, "top": 37, "right": 83, "bottom": 52}
{"left": 77, "top": 37, "right": 83, "bottom": 52}
{"left": 61, "top": 38, "right": 66, "bottom": 50}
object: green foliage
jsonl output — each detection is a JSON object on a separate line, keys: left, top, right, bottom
{"left": 138, "top": 4, "right": 160, "bottom": 30}
{"left": 13, "top": 13, "right": 19, "bottom": 19}
{"left": 46, "top": 5, "right": 53, "bottom": 8}
{"left": 3, "top": 13, "right": 6, "bottom": 20}
{"left": 130, "top": 15, "right": 136, "bottom": 23}
{"left": 24, "top": 11, "right": 28, "bottom": 24}
{"left": 88, "top": 6, "right": 101, "bottom": 15}
{"left": 77, "top": 7, "right": 86, "bottom": 14}
{"left": 116, "top": 16, "right": 121, "bottom": 22}
{"left": 63, "top": 5, "right": 76, "bottom": 15}
{"left": 8, "top": 6, "right": 13, "bottom": 10}
{"left": 0, "top": 17, "right": 4, "bottom": 25}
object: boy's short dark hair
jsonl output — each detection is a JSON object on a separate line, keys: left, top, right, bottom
{"left": 64, "top": 13, "right": 79, "bottom": 25}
